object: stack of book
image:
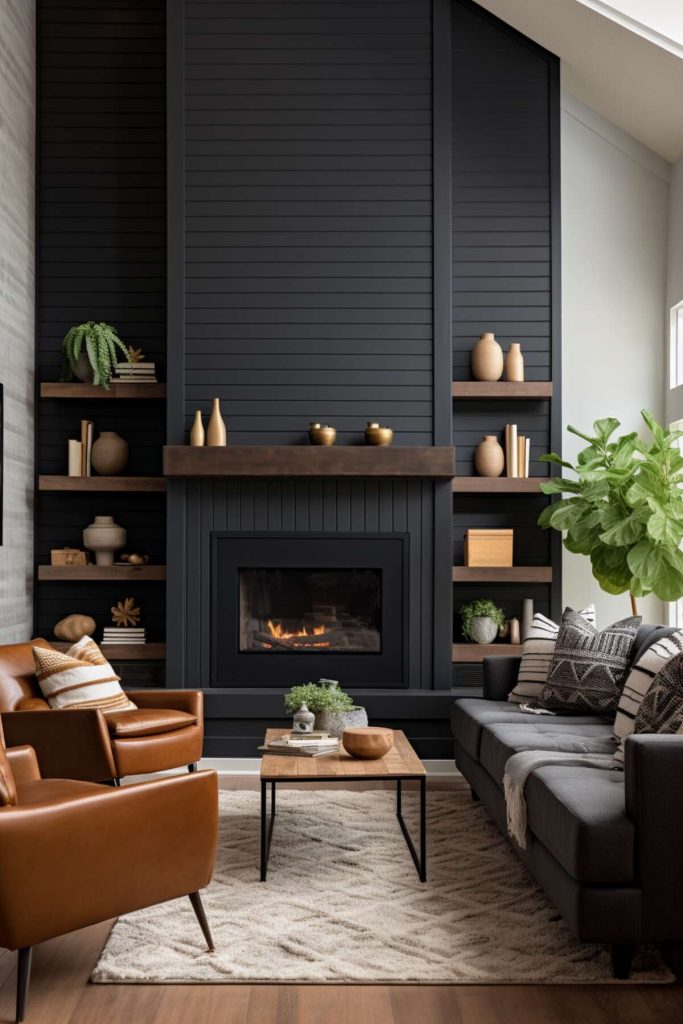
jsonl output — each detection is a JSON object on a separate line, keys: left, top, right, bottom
{"left": 101, "top": 627, "right": 146, "bottom": 646}
{"left": 67, "top": 419, "right": 94, "bottom": 476}
{"left": 259, "top": 733, "right": 339, "bottom": 758}
{"left": 504, "top": 424, "right": 531, "bottom": 478}
{"left": 113, "top": 362, "right": 157, "bottom": 383}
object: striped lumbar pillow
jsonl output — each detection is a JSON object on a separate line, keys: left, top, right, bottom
{"left": 33, "top": 637, "right": 137, "bottom": 713}
{"left": 507, "top": 605, "right": 596, "bottom": 704}
{"left": 613, "top": 629, "right": 683, "bottom": 764}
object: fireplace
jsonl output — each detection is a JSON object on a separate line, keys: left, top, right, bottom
{"left": 213, "top": 533, "right": 408, "bottom": 687}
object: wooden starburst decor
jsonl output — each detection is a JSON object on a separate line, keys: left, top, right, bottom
{"left": 127, "top": 346, "right": 146, "bottom": 363}
{"left": 111, "top": 597, "right": 141, "bottom": 627}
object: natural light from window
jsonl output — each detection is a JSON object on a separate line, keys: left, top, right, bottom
{"left": 669, "top": 301, "right": 683, "bottom": 389}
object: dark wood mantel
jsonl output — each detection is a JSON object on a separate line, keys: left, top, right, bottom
{"left": 163, "top": 445, "right": 456, "bottom": 479}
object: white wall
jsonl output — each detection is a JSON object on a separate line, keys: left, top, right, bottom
{"left": 665, "top": 157, "right": 683, "bottom": 425}
{"left": 0, "top": 2, "right": 35, "bottom": 642}
{"left": 561, "top": 92, "right": 670, "bottom": 626}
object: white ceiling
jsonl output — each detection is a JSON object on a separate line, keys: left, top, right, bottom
{"left": 472, "top": 0, "right": 683, "bottom": 163}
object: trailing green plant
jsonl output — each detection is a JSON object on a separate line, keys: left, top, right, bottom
{"left": 284, "top": 680, "right": 355, "bottom": 715}
{"left": 459, "top": 598, "right": 505, "bottom": 641}
{"left": 538, "top": 410, "right": 683, "bottom": 609}
{"left": 61, "top": 321, "right": 131, "bottom": 389}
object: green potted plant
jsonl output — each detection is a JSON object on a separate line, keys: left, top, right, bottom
{"left": 61, "top": 321, "right": 131, "bottom": 389}
{"left": 460, "top": 599, "right": 506, "bottom": 645}
{"left": 284, "top": 679, "right": 368, "bottom": 737}
{"left": 538, "top": 410, "right": 683, "bottom": 613}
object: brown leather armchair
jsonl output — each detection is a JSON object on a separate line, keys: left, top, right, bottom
{"left": 0, "top": 729, "right": 218, "bottom": 1022}
{"left": 0, "top": 640, "right": 204, "bottom": 784}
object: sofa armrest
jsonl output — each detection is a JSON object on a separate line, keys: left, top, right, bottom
{"left": 6, "top": 746, "right": 41, "bottom": 784}
{"left": 624, "top": 735, "right": 683, "bottom": 941}
{"left": 127, "top": 689, "right": 204, "bottom": 720}
{"left": 0, "top": 770, "right": 218, "bottom": 950}
{"left": 482, "top": 656, "right": 521, "bottom": 701}
{"left": 1, "top": 710, "right": 116, "bottom": 783}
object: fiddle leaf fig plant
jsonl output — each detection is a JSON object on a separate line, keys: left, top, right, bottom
{"left": 61, "top": 321, "right": 131, "bottom": 389}
{"left": 538, "top": 410, "right": 683, "bottom": 609}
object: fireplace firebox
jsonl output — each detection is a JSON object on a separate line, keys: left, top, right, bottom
{"left": 213, "top": 534, "right": 408, "bottom": 687}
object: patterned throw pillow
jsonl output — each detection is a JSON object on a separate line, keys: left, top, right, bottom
{"left": 615, "top": 648, "right": 683, "bottom": 765}
{"left": 33, "top": 637, "right": 137, "bottom": 713}
{"left": 613, "top": 630, "right": 683, "bottom": 758}
{"left": 507, "top": 605, "right": 596, "bottom": 704}
{"left": 540, "top": 611, "right": 641, "bottom": 715}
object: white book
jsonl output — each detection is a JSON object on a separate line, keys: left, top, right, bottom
{"left": 508, "top": 424, "right": 518, "bottom": 478}
{"left": 68, "top": 440, "right": 83, "bottom": 477}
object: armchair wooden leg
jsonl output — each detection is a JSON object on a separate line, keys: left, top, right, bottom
{"left": 189, "top": 891, "right": 214, "bottom": 951}
{"left": 16, "top": 947, "right": 32, "bottom": 1023}
{"left": 188, "top": 762, "right": 197, "bottom": 773}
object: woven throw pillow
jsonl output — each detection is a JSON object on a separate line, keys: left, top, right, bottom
{"left": 615, "top": 648, "right": 683, "bottom": 765}
{"left": 613, "top": 629, "right": 683, "bottom": 757}
{"left": 507, "top": 605, "right": 596, "bottom": 704}
{"left": 541, "top": 611, "right": 641, "bottom": 715}
{"left": 33, "top": 637, "right": 137, "bottom": 713}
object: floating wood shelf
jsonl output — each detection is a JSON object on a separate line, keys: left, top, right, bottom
{"left": 453, "top": 566, "right": 552, "bottom": 583}
{"left": 453, "top": 643, "right": 523, "bottom": 662}
{"left": 163, "top": 445, "right": 456, "bottom": 479}
{"left": 52, "top": 642, "right": 166, "bottom": 660}
{"left": 453, "top": 477, "right": 546, "bottom": 493}
{"left": 39, "top": 476, "right": 166, "bottom": 492}
{"left": 452, "top": 381, "right": 553, "bottom": 399}
{"left": 40, "top": 382, "right": 166, "bottom": 400}
{"left": 38, "top": 565, "right": 166, "bottom": 581}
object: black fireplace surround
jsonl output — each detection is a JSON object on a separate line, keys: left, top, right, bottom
{"left": 212, "top": 534, "right": 409, "bottom": 688}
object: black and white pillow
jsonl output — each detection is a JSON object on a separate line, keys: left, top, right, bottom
{"left": 540, "top": 611, "right": 641, "bottom": 715}
{"left": 615, "top": 646, "right": 683, "bottom": 765}
{"left": 507, "top": 605, "right": 596, "bottom": 704}
{"left": 613, "top": 630, "right": 683, "bottom": 759}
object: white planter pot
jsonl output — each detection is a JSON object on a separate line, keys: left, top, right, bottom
{"left": 470, "top": 616, "right": 499, "bottom": 645}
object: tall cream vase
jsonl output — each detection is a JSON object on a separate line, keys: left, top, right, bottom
{"left": 207, "top": 398, "right": 227, "bottom": 446}
{"left": 471, "top": 333, "right": 503, "bottom": 382}
{"left": 506, "top": 343, "right": 524, "bottom": 382}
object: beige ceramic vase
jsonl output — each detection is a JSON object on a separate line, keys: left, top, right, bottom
{"left": 506, "top": 343, "right": 524, "bottom": 382}
{"left": 190, "top": 410, "right": 205, "bottom": 446}
{"left": 471, "top": 332, "right": 503, "bottom": 382}
{"left": 91, "top": 431, "right": 128, "bottom": 475}
{"left": 206, "top": 398, "right": 227, "bottom": 446}
{"left": 474, "top": 435, "right": 505, "bottom": 477}
{"left": 82, "top": 515, "right": 126, "bottom": 566}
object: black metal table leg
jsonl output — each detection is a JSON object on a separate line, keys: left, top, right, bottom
{"left": 396, "top": 776, "right": 427, "bottom": 882}
{"left": 260, "top": 779, "right": 276, "bottom": 881}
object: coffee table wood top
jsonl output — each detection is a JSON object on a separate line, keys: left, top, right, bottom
{"left": 260, "top": 728, "right": 426, "bottom": 780}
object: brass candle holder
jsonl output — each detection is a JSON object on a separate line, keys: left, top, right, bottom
{"left": 364, "top": 422, "right": 393, "bottom": 446}
{"left": 309, "top": 423, "right": 337, "bottom": 446}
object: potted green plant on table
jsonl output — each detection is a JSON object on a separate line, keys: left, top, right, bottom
{"left": 459, "top": 598, "right": 506, "bottom": 645}
{"left": 538, "top": 410, "right": 683, "bottom": 613}
{"left": 61, "top": 321, "right": 132, "bottom": 389}
{"left": 284, "top": 679, "right": 368, "bottom": 737}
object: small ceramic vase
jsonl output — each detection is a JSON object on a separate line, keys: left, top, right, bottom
{"left": 365, "top": 422, "right": 394, "bottom": 446}
{"left": 471, "top": 332, "right": 503, "bottom": 382}
{"left": 509, "top": 617, "right": 521, "bottom": 645}
{"left": 470, "top": 616, "right": 499, "bottom": 645}
{"left": 190, "top": 410, "right": 205, "bottom": 447}
{"left": 506, "top": 343, "right": 524, "bottom": 382}
{"left": 91, "top": 431, "right": 128, "bottom": 476}
{"left": 474, "top": 435, "right": 505, "bottom": 477}
{"left": 207, "top": 398, "right": 227, "bottom": 446}
{"left": 521, "top": 599, "right": 534, "bottom": 642}
{"left": 83, "top": 515, "right": 126, "bottom": 566}
{"left": 292, "top": 703, "right": 315, "bottom": 735}
{"left": 309, "top": 423, "right": 337, "bottom": 445}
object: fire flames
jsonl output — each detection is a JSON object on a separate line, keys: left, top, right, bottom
{"left": 264, "top": 620, "right": 330, "bottom": 648}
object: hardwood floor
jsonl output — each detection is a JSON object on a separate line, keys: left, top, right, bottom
{"left": 1, "top": 776, "right": 679, "bottom": 1024}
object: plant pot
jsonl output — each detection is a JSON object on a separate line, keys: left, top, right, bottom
{"left": 469, "top": 616, "right": 499, "bottom": 645}
{"left": 471, "top": 333, "right": 503, "bottom": 382}
{"left": 74, "top": 351, "right": 94, "bottom": 384}
{"left": 91, "top": 431, "right": 128, "bottom": 475}
{"left": 314, "top": 705, "right": 368, "bottom": 738}
{"left": 82, "top": 515, "right": 126, "bottom": 566}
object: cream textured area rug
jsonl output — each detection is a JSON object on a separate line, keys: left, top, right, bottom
{"left": 92, "top": 783, "right": 671, "bottom": 984}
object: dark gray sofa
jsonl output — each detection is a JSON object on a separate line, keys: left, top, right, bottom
{"left": 451, "top": 623, "right": 682, "bottom": 979}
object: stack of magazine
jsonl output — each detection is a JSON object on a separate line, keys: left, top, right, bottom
{"left": 259, "top": 732, "right": 339, "bottom": 758}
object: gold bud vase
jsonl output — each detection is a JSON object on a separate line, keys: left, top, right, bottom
{"left": 206, "top": 398, "right": 227, "bottom": 447}
{"left": 190, "top": 410, "right": 205, "bottom": 447}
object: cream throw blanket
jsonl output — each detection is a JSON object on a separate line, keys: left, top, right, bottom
{"left": 503, "top": 751, "right": 617, "bottom": 849}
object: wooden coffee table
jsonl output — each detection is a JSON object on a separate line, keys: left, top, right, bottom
{"left": 259, "top": 728, "right": 427, "bottom": 882}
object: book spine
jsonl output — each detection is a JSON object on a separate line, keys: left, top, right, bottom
{"left": 525, "top": 437, "right": 530, "bottom": 478}
{"left": 517, "top": 435, "right": 525, "bottom": 479}
{"left": 505, "top": 424, "right": 511, "bottom": 477}
{"left": 68, "top": 440, "right": 82, "bottom": 477}
{"left": 509, "top": 424, "right": 518, "bottom": 478}
{"left": 85, "top": 422, "right": 93, "bottom": 477}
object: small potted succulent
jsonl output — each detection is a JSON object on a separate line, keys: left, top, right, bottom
{"left": 61, "top": 321, "right": 132, "bottom": 389}
{"left": 460, "top": 598, "right": 506, "bottom": 645}
{"left": 284, "top": 679, "right": 367, "bottom": 737}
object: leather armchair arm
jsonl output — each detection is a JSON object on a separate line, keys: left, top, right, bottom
{"left": 625, "top": 735, "right": 683, "bottom": 941}
{"left": 1, "top": 710, "right": 116, "bottom": 783}
{"left": 127, "top": 689, "right": 204, "bottom": 719}
{"left": 482, "top": 656, "right": 521, "bottom": 701}
{"left": 0, "top": 770, "right": 218, "bottom": 951}
{"left": 6, "top": 746, "right": 41, "bottom": 784}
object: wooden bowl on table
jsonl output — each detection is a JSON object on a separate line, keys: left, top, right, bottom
{"left": 342, "top": 726, "right": 394, "bottom": 760}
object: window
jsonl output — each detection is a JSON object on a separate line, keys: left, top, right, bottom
{"left": 669, "top": 301, "right": 683, "bottom": 389}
